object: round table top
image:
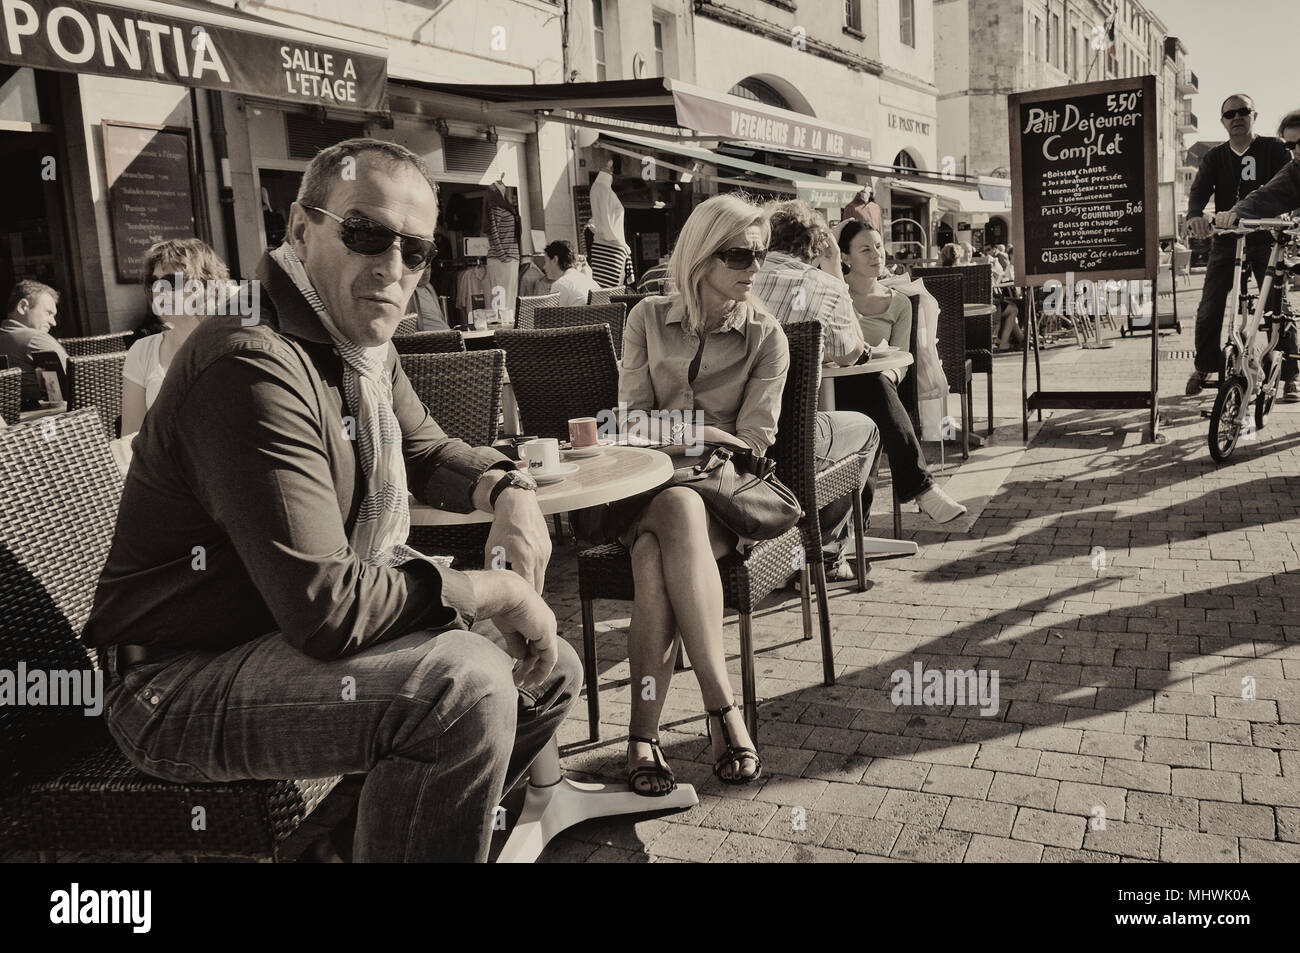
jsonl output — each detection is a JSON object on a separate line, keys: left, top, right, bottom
{"left": 963, "top": 303, "right": 997, "bottom": 317}
{"left": 461, "top": 328, "right": 500, "bottom": 339}
{"left": 18, "top": 402, "right": 67, "bottom": 422}
{"left": 822, "top": 352, "right": 914, "bottom": 378}
{"left": 408, "top": 444, "right": 673, "bottom": 526}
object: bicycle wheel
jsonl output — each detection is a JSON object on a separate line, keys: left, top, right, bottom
{"left": 1209, "top": 376, "right": 1248, "bottom": 462}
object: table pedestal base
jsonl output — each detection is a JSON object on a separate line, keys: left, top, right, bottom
{"left": 859, "top": 536, "right": 920, "bottom": 560}
{"left": 497, "top": 777, "right": 699, "bottom": 863}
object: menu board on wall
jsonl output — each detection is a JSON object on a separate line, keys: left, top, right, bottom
{"left": 1008, "top": 75, "right": 1158, "bottom": 287}
{"left": 102, "top": 121, "right": 198, "bottom": 283}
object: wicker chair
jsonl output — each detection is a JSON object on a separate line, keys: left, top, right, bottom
{"left": 0, "top": 409, "right": 338, "bottom": 860}
{"left": 67, "top": 352, "right": 127, "bottom": 439}
{"left": 494, "top": 326, "right": 619, "bottom": 441}
{"left": 516, "top": 293, "right": 561, "bottom": 330}
{"left": 587, "top": 286, "right": 627, "bottom": 307}
{"left": 610, "top": 292, "right": 651, "bottom": 316}
{"left": 575, "top": 323, "right": 870, "bottom": 743}
{"left": 395, "top": 316, "right": 420, "bottom": 336}
{"left": 913, "top": 264, "right": 995, "bottom": 435}
{"left": 0, "top": 367, "right": 20, "bottom": 425}
{"left": 533, "top": 304, "right": 628, "bottom": 359}
{"left": 400, "top": 350, "right": 506, "bottom": 568}
{"left": 920, "top": 273, "right": 971, "bottom": 460}
{"left": 58, "top": 332, "right": 133, "bottom": 357}
{"left": 392, "top": 329, "right": 465, "bottom": 355}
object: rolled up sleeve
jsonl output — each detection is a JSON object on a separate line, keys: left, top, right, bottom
{"left": 734, "top": 328, "right": 790, "bottom": 455}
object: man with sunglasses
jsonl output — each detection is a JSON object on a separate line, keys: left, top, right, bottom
{"left": 1184, "top": 95, "right": 1292, "bottom": 397}
{"left": 84, "top": 138, "right": 581, "bottom": 862}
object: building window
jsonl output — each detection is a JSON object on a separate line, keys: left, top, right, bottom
{"left": 900, "top": 0, "right": 915, "bottom": 47}
{"left": 844, "top": 0, "right": 862, "bottom": 32}
{"left": 652, "top": 17, "right": 665, "bottom": 76}
{"left": 1067, "top": 24, "right": 1077, "bottom": 78}
{"left": 1049, "top": 13, "right": 1061, "bottom": 67}
{"left": 893, "top": 149, "right": 918, "bottom": 171}
{"left": 729, "top": 77, "right": 791, "bottom": 110}
{"left": 593, "top": 0, "right": 607, "bottom": 82}
{"left": 1032, "top": 16, "right": 1043, "bottom": 61}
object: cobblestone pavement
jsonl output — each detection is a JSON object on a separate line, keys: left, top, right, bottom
{"left": 541, "top": 283, "right": 1300, "bottom": 862}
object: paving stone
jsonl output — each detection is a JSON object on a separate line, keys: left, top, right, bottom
{"left": 941, "top": 797, "right": 1018, "bottom": 837}
{"left": 1186, "top": 715, "right": 1252, "bottom": 745}
{"left": 1238, "top": 839, "right": 1300, "bottom": 862}
{"left": 1252, "top": 724, "right": 1300, "bottom": 750}
{"left": 1102, "top": 758, "right": 1171, "bottom": 793}
{"left": 1126, "top": 792, "right": 1199, "bottom": 830}
{"left": 752, "top": 775, "right": 829, "bottom": 807}
{"left": 1170, "top": 769, "right": 1242, "bottom": 803}
{"left": 1199, "top": 801, "right": 1275, "bottom": 839}
{"left": 710, "top": 831, "right": 791, "bottom": 863}
{"left": 1055, "top": 781, "right": 1128, "bottom": 822}
{"left": 782, "top": 843, "right": 861, "bottom": 863}
{"left": 1125, "top": 712, "right": 1187, "bottom": 739}
{"left": 1042, "top": 846, "right": 1121, "bottom": 862}
{"left": 1142, "top": 737, "right": 1211, "bottom": 768}
{"left": 1242, "top": 775, "right": 1300, "bottom": 807}
{"left": 1210, "top": 743, "right": 1281, "bottom": 776}
{"left": 876, "top": 789, "right": 951, "bottom": 827}
{"left": 802, "top": 750, "right": 871, "bottom": 784}
{"left": 1036, "top": 750, "right": 1106, "bottom": 783}
{"left": 965, "top": 834, "right": 1045, "bottom": 862}
{"left": 1080, "top": 730, "right": 1146, "bottom": 760}
{"left": 821, "top": 815, "right": 903, "bottom": 855}
{"left": 891, "top": 825, "right": 971, "bottom": 862}
{"left": 1082, "top": 819, "right": 1162, "bottom": 860}
{"left": 1011, "top": 807, "right": 1086, "bottom": 849}
{"left": 812, "top": 782, "right": 888, "bottom": 819}
{"left": 988, "top": 772, "right": 1059, "bottom": 810}
{"left": 1158, "top": 829, "right": 1238, "bottom": 862}
{"left": 648, "top": 824, "right": 728, "bottom": 862}
{"left": 859, "top": 757, "right": 931, "bottom": 791}
{"left": 1214, "top": 697, "right": 1278, "bottom": 722}
{"left": 1272, "top": 808, "right": 1300, "bottom": 844}
{"left": 757, "top": 803, "right": 837, "bottom": 845}
{"left": 699, "top": 798, "right": 780, "bottom": 835}
{"left": 973, "top": 745, "right": 1042, "bottom": 774}
{"left": 921, "top": 764, "right": 995, "bottom": 799}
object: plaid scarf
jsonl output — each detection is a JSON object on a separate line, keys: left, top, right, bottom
{"left": 270, "top": 243, "right": 422, "bottom": 568}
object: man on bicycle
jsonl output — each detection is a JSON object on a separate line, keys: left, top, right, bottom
{"left": 1185, "top": 95, "right": 1292, "bottom": 397}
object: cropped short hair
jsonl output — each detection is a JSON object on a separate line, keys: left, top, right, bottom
{"left": 6, "top": 279, "right": 58, "bottom": 315}
{"left": 766, "top": 199, "right": 824, "bottom": 262}
{"left": 1278, "top": 110, "right": 1300, "bottom": 137}
{"left": 940, "top": 243, "right": 960, "bottom": 267}
{"left": 667, "top": 193, "right": 770, "bottom": 335}
{"left": 1221, "top": 93, "right": 1255, "bottom": 115}
{"left": 297, "top": 138, "right": 438, "bottom": 215}
{"left": 544, "top": 240, "right": 575, "bottom": 270}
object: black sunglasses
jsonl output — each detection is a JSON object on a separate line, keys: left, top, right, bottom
{"left": 303, "top": 206, "right": 435, "bottom": 271}
{"left": 714, "top": 247, "right": 768, "bottom": 270}
{"left": 1286, "top": 139, "right": 1300, "bottom": 153}
{"left": 1222, "top": 107, "right": 1254, "bottom": 120}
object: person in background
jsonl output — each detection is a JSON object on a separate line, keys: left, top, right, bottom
{"left": 405, "top": 261, "right": 450, "bottom": 332}
{"left": 836, "top": 220, "right": 967, "bottom": 524}
{"left": 1184, "top": 94, "right": 1292, "bottom": 397}
{"left": 616, "top": 193, "right": 788, "bottom": 796}
{"left": 638, "top": 256, "right": 671, "bottom": 294}
{"left": 751, "top": 200, "right": 882, "bottom": 583}
{"left": 517, "top": 253, "right": 553, "bottom": 299}
{"left": 121, "top": 240, "right": 232, "bottom": 436}
{"left": 543, "top": 239, "right": 602, "bottom": 306}
{"left": 1, "top": 279, "right": 64, "bottom": 409}
{"left": 940, "top": 243, "right": 961, "bottom": 268}
{"left": 958, "top": 241, "right": 976, "bottom": 265}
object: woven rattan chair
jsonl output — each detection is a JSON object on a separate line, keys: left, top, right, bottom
{"left": 0, "top": 409, "right": 338, "bottom": 860}
{"left": 587, "top": 286, "right": 627, "bottom": 307}
{"left": 495, "top": 326, "right": 620, "bottom": 442}
{"left": 516, "top": 293, "right": 561, "bottom": 330}
{"left": 66, "top": 352, "right": 127, "bottom": 438}
{"left": 400, "top": 350, "right": 506, "bottom": 568}
{"left": 575, "top": 323, "right": 869, "bottom": 743}
{"left": 392, "top": 329, "right": 465, "bottom": 355}
{"left": 610, "top": 293, "right": 651, "bottom": 315}
{"left": 533, "top": 304, "right": 628, "bottom": 359}
{"left": 914, "top": 264, "right": 994, "bottom": 434}
{"left": 395, "top": 316, "right": 420, "bottom": 336}
{"left": 921, "top": 273, "right": 971, "bottom": 460}
{"left": 58, "top": 332, "right": 132, "bottom": 357}
{"left": 0, "top": 367, "right": 20, "bottom": 425}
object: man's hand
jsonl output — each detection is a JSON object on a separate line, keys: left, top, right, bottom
{"left": 484, "top": 487, "right": 551, "bottom": 594}
{"left": 1214, "top": 211, "right": 1240, "bottom": 229}
{"left": 466, "top": 570, "right": 557, "bottom": 688}
{"left": 1187, "top": 215, "right": 1212, "bottom": 239}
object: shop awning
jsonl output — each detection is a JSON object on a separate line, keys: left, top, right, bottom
{"left": 597, "top": 129, "right": 861, "bottom": 210}
{"left": 883, "top": 176, "right": 1013, "bottom": 215}
{"left": 0, "top": 0, "right": 388, "bottom": 113}
{"left": 404, "top": 77, "right": 872, "bottom": 165}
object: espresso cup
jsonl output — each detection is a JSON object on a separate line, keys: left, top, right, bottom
{"left": 520, "top": 438, "right": 561, "bottom": 475}
{"left": 568, "top": 416, "right": 599, "bottom": 448}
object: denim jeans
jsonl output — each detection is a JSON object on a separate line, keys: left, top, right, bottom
{"left": 103, "top": 625, "right": 581, "bottom": 862}
{"left": 1195, "top": 234, "right": 1289, "bottom": 378}
{"left": 829, "top": 372, "right": 934, "bottom": 504}
{"left": 813, "top": 410, "right": 881, "bottom": 561}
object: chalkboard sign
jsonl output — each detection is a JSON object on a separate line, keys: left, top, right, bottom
{"left": 102, "top": 121, "right": 198, "bottom": 283}
{"left": 1009, "top": 76, "right": 1158, "bottom": 287}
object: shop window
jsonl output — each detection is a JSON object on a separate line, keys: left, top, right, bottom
{"left": 900, "top": 0, "right": 915, "bottom": 48}
{"left": 285, "top": 114, "right": 366, "bottom": 160}
{"left": 0, "top": 67, "right": 43, "bottom": 124}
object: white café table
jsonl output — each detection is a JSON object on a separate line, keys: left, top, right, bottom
{"left": 409, "top": 444, "right": 699, "bottom": 862}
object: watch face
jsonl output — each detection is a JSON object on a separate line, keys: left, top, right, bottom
{"left": 511, "top": 470, "right": 538, "bottom": 490}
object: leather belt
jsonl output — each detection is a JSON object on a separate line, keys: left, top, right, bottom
{"left": 109, "top": 643, "right": 184, "bottom": 676}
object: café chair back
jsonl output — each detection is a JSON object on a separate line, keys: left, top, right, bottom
{"left": 58, "top": 332, "right": 133, "bottom": 358}
{"left": 394, "top": 316, "right": 420, "bottom": 336}
{"left": 533, "top": 304, "right": 628, "bottom": 359}
{"left": 516, "top": 293, "right": 560, "bottom": 330}
{"left": 587, "top": 286, "right": 627, "bottom": 307}
{"left": 0, "top": 409, "right": 338, "bottom": 859}
{"left": 576, "top": 323, "right": 863, "bottom": 743}
{"left": 913, "top": 264, "right": 994, "bottom": 434}
{"left": 610, "top": 293, "right": 651, "bottom": 318}
{"left": 496, "top": 325, "right": 620, "bottom": 441}
{"left": 67, "top": 352, "right": 127, "bottom": 439}
{"left": 0, "top": 367, "right": 20, "bottom": 425}
{"left": 401, "top": 349, "right": 506, "bottom": 568}
{"left": 921, "top": 273, "right": 972, "bottom": 459}
{"left": 392, "top": 329, "right": 465, "bottom": 355}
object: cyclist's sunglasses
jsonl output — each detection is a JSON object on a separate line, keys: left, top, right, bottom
{"left": 1286, "top": 139, "right": 1300, "bottom": 154}
{"left": 303, "top": 206, "right": 436, "bottom": 271}
{"left": 714, "top": 247, "right": 768, "bottom": 270}
{"left": 1222, "top": 107, "right": 1254, "bottom": 120}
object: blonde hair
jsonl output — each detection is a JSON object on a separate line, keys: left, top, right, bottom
{"left": 141, "top": 239, "right": 229, "bottom": 289}
{"left": 667, "top": 193, "right": 770, "bottom": 334}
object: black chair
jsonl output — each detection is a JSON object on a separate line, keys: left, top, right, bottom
{"left": 516, "top": 293, "right": 561, "bottom": 330}
{"left": 914, "top": 264, "right": 995, "bottom": 434}
{"left": 494, "top": 326, "right": 620, "bottom": 444}
{"left": 58, "top": 332, "right": 132, "bottom": 357}
{"left": 587, "top": 286, "right": 627, "bottom": 307}
{"left": 394, "top": 316, "right": 420, "bottom": 336}
{"left": 533, "top": 304, "right": 628, "bottom": 359}
{"left": 575, "top": 323, "right": 870, "bottom": 743}
{"left": 610, "top": 293, "right": 651, "bottom": 315}
{"left": 920, "top": 273, "right": 971, "bottom": 460}
{"left": 392, "top": 329, "right": 466, "bottom": 355}
{"left": 0, "top": 367, "right": 20, "bottom": 425}
{"left": 401, "top": 350, "right": 507, "bottom": 569}
{"left": 0, "top": 409, "right": 338, "bottom": 860}
{"left": 67, "top": 352, "right": 127, "bottom": 439}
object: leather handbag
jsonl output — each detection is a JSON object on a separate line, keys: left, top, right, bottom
{"left": 661, "top": 442, "right": 802, "bottom": 540}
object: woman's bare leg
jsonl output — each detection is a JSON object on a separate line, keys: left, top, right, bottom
{"left": 626, "top": 532, "right": 679, "bottom": 794}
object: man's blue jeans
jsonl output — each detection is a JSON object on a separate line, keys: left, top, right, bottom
{"left": 813, "top": 410, "right": 882, "bottom": 562}
{"left": 103, "top": 626, "right": 582, "bottom": 862}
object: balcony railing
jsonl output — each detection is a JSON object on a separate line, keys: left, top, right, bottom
{"left": 1177, "top": 69, "right": 1198, "bottom": 93}
{"left": 1178, "top": 111, "right": 1198, "bottom": 133}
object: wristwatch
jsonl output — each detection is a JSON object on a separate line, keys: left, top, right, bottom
{"left": 489, "top": 468, "right": 538, "bottom": 508}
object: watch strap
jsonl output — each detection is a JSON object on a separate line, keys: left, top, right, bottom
{"left": 490, "top": 470, "right": 534, "bottom": 508}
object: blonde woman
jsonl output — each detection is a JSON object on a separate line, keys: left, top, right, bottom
{"left": 121, "top": 239, "right": 230, "bottom": 436}
{"left": 617, "top": 193, "right": 789, "bottom": 795}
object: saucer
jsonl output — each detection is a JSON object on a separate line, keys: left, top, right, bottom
{"left": 563, "top": 444, "right": 604, "bottom": 459}
{"left": 531, "top": 462, "right": 580, "bottom": 485}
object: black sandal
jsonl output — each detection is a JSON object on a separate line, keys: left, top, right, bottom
{"left": 627, "top": 734, "right": 677, "bottom": 797}
{"left": 706, "top": 703, "right": 762, "bottom": 785}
